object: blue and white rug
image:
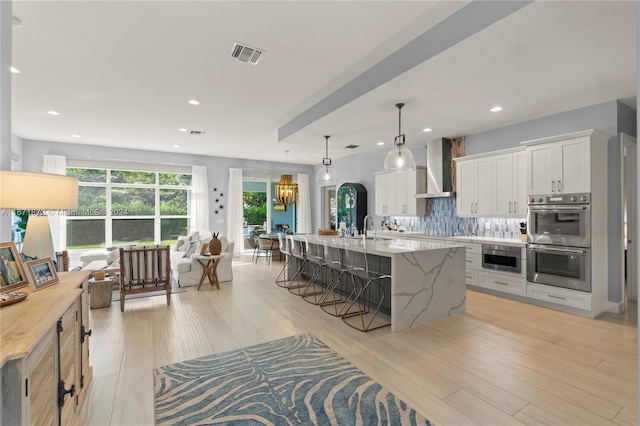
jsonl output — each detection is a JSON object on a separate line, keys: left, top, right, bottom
{"left": 154, "top": 333, "right": 432, "bottom": 425}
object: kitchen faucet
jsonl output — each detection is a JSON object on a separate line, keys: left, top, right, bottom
{"left": 363, "top": 215, "right": 376, "bottom": 241}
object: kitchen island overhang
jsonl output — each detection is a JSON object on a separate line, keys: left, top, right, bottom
{"left": 290, "top": 235, "right": 466, "bottom": 331}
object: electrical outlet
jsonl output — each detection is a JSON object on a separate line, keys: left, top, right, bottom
{"left": 484, "top": 222, "right": 491, "bottom": 230}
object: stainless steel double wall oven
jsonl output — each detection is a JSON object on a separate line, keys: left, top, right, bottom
{"left": 527, "top": 193, "right": 591, "bottom": 292}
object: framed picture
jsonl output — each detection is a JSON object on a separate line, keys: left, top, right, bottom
{"left": 26, "top": 257, "right": 59, "bottom": 291}
{"left": 274, "top": 204, "right": 286, "bottom": 212}
{"left": 0, "top": 242, "right": 29, "bottom": 292}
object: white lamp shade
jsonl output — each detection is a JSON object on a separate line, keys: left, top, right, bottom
{"left": 315, "top": 167, "right": 339, "bottom": 186}
{"left": 0, "top": 171, "right": 79, "bottom": 210}
{"left": 21, "top": 215, "right": 55, "bottom": 260}
{"left": 383, "top": 146, "right": 416, "bottom": 172}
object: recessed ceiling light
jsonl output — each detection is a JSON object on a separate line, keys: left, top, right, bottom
{"left": 71, "top": 134, "right": 80, "bottom": 138}
{"left": 10, "top": 67, "right": 20, "bottom": 74}
{"left": 422, "top": 128, "right": 433, "bottom": 132}
{"left": 173, "top": 145, "right": 180, "bottom": 148}
{"left": 377, "top": 141, "right": 385, "bottom": 146}
{"left": 178, "top": 128, "right": 187, "bottom": 132}
{"left": 490, "top": 106, "right": 503, "bottom": 112}
{"left": 188, "top": 100, "right": 200, "bottom": 105}
{"left": 47, "top": 110, "right": 60, "bottom": 116}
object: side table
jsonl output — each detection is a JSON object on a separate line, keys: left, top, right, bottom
{"left": 195, "top": 255, "right": 222, "bottom": 290}
{"left": 89, "top": 277, "right": 113, "bottom": 309}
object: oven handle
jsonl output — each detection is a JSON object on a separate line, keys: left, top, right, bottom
{"left": 528, "top": 245, "right": 587, "bottom": 254}
{"left": 528, "top": 205, "right": 588, "bottom": 211}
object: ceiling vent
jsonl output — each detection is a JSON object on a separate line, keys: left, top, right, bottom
{"left": 230, "top": 42, "right": 264, "bottom": 65}
{"left": 344, "top": 144, "right": 359, "bottom": 149}
{"left": 189, "top": 130, "right": 205, "bottom": 135}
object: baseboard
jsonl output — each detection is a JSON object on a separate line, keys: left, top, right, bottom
{"left": 606, "top": 300, "right": 624, "bottom": 313}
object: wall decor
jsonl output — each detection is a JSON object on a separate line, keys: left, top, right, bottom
{"left": 212, "top": 187, "right": 224, "bottom": 214}
{"left": 26, "top": 257, "right": 59, "bottom": 291}
{"left": 0, "top": 242, "right": 29, "bottom": 292}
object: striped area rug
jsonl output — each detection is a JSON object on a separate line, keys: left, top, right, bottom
{"left": 154, "top": 334, "right": 432, "bottom": 425}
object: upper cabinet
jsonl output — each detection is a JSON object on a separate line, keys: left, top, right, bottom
{"left": 374, "top": 168, "right": 426, "bottom": 216}
{"left": 454, "top": 148, "right": 526, "bottom": 218}
{"left": 526, "top": 135, "right": 591, "bottom": 195}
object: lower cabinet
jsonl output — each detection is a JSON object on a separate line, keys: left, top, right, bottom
{"left": 526, "top": 282, "right": 592, "bottom": 311}
{"left": 478, "top": 271, "right": 526, "bottom": 296}
{"left": 1, "top": 272, "right": 92, "bottom": 425}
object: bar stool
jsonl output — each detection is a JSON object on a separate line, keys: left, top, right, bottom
{"left": 319, "top": 239, "right": 350, "bottom": 316}
{"left": 340, "top": 241, "right": 392, "bottom": 332}
{"left": 286, "top": 235, "right": 308, "bottom": 295}
{"left": 300, "top": 238, "right": 327, "bottom": 304}
{"left": 275, "top": 233, "right": 292, "bottom": 287}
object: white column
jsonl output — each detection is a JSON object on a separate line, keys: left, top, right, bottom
{"left": 0, "top": 1, "right": 13, "bottom": 242}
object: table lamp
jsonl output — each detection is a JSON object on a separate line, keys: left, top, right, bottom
{"left": 0, "top": 171, "right": 79, "bottom": 260}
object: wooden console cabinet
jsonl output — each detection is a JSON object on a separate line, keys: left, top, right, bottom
{"left": 1, "top": 271, "right": 92, "bottom": 425}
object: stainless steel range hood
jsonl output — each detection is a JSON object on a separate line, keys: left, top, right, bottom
{"left": 415, "top": 137, "right": 455, "bottom": 198}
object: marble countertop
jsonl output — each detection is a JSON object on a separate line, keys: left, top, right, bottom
{"left": 292, "top": 234, "right": 460, "bottom": 256}
{"left": 374, "top": 231, "right": 526, "bottom": 247}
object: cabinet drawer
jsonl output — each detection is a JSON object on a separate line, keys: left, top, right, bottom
{"left": 465, "top": 268, "right": 478, "bottom": 286}
{"left": 479, "top": 272, "right": 526, "bottom": 296}
{"left": 526, "top": 282, "right": 591, "bottom": 310}
{"left": 465, "top": 252, "right": 480, "bottom": 270}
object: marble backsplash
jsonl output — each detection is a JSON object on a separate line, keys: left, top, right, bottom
{"left": 386, "top": 197, "right": 526, "bottom": 240}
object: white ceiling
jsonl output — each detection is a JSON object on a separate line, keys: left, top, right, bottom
{"left": 11, "top": 1, "right": 637, "bottom": 166}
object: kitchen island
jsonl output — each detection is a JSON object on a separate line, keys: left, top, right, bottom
{"left": 291, "top": 234, "right": 466, "bottom": 331}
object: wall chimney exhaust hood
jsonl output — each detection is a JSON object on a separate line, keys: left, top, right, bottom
{"left": 415, "top": 137, "right": 455, "bottom": 198}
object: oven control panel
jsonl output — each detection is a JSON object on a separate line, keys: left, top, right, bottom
{"left": 528, "top": 193, "right": 590, "bottom": 205}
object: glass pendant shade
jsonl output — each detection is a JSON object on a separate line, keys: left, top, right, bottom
{"left": 315, "top": 166, "right": 338, "bottom": 185}
{"left": 275, "top": 174, "right": 298, "bottom": 205}
{"left": 383, "top": 102, "right": 416, "bottom": 172}
{"left": 383, "top": 145, "right": 416, "bottom": 172}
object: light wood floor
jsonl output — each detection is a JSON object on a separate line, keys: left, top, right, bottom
{"left": 80, "top": 255, "right": 638, "bottom": 425}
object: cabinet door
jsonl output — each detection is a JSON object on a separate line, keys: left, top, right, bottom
{"left": 475, "top": 157, "right": 494, "bottom": 216}
{"left": 26, "top": 331, "right": 57, "bottom": 426}
{"left": 527, "top": 144, "right": 554, "bottom": 195}
{"left": 385, "top": 173, "right": 399, "bottom": 216}
{"left": 374, "top": 174, "right": 387, "bottom": 216}
{"left": 77, "top": 282, "right": 92, "bottom": 408}
{"left": 494, "top": 153, "right": 514, "bottom": 215}
{"left": 456, "top": 160, "right": 476, "bottom": 217}
{"left": 558, "top": 136, "right": 590, "bottom": 193}
{"left": 59, "top": 304, "right": 78, "bottom": 425}
{"left": 513, "top": 151, "right": 528, "bottom": 216}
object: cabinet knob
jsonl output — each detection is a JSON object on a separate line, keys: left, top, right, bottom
{"left": 81, "top": 325, "right": 93, "bottom": 343}
{"left": 58, "top": 381, "right": 76, "bottom": 408}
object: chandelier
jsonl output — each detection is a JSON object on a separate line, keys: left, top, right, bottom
{"left": 383, "top": 102, "right": 416, "bottom": 172}
{"left": 315, "top": 135, "right": 339, "bottom": 185}
{"left": 275, "top": 150, "right": 298, "bottom": 205}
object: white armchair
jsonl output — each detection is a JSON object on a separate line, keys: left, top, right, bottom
{"left": 170, "top": 232, "right": 234, "bottom": 287}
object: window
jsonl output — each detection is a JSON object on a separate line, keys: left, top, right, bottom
{"left": 65, "top": 167, "right": 191, "bottom": 250}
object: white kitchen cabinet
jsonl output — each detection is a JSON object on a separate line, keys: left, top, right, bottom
{"left": 526, "top": 135, "right": 591, "bottom": 195}
{"left": 455, "top": 149, "right": 525, "bottom": 218}
{"left": 374, "top": 168, "right": 425, "bottom": 216}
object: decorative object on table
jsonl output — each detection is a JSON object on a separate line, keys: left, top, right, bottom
{"left": 273, "top": 203, "right": 286, "bottom": 212}
{"left": 274, "top": 150, "right": 298, "bottom": 205}
{"left": 208, "top": 232, "right": 222, "bottom": 255}
{"left": 318, "top": 229, "right": 338, "bottom": 236}
{"left": 25, "top": 257, "right": 59, "bottom": 291}
{"left": 154, "top": 334, "right": 432, "bottom": 426}
{"left": 0, "top": 171, "right": 79, "bottom": 261}
{"left": 0, "top": 291, "right": 29, "bottom": 307}
{"left": 315, "top": 135, "right": 339, "bottom": 185}
{"left": 383, "top": 102, "right": 416, "bottom": 172}
{"left": 0, "top": 241, "right": 30, "bottom": 292}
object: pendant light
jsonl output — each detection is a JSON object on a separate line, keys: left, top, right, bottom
{"left": 383, "top": 102, "right": 416, "bottom": 172}
{"left": 315, "top": 135, "right": 339, "bottom": 185}
{"left": 275, "top": 150, "right": 299, "bottom": 205}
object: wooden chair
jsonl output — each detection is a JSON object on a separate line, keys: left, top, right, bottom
{"left": 55, "top": 251, "right": 69, "bottom": 272}
{"left": 118, "top": 245, "right": 171, "bottom": 312}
